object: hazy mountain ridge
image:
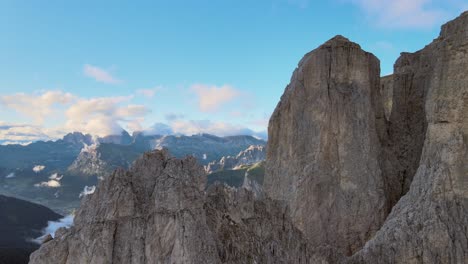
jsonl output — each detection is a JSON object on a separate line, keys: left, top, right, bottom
{"left": 205, "top": 145, "right": 266, "bottom": 173}
{"left": 0, "top": 131, "right": 266, "bottom": 215}
{"left": 68, "top": 133, "right": 266, "bottom": 177}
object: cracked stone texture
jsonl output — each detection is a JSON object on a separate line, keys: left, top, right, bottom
{"left": 264, "top": 35, "right": 393, "bottom": 256}
{"left": 29, "top": 150, "right": 317, "bottom": 264}
{"left": 380, "top": 74, "right": 394, "bottom": 121}
{"left": 348, "top": 11, "right": 468, "bottom": 264}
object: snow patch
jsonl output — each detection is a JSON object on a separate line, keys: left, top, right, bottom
{"left": 79, "top": 185, "right": 96, "bottom": 198}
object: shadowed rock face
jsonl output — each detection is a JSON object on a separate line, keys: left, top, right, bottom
{"left": 265, "top": 11, "right": 468, "bottom": 262}
{"left": 380, "top": 74, "right": 394, "bottom": 120}
{"left": 265, "top": 35, "right": 391, "bottom": 256}
{"left": 349, "top": 11, "right": 468, "bottom": 264}
{"left": 29, "top": 150, "right": 315, "bottom": 264}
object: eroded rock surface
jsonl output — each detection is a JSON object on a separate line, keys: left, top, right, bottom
{"left": 264, "top": 35, "right": 391, "bottom": 256}
{"left": 30, "top": 150, "right": 314, "bottom": 264}
{"left": 380, "top": 74, "right": 394, "bottom": 120}
{"left": 349, "top": 11, "right": 468, "bottom": 264}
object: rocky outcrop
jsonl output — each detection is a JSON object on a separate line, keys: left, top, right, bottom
{"left": 265, "top": 11, "right": 468, "bottom": 264}
{"left": 348, "top": 11, "right": 468, "bottom": 264}
{"left": 206, "top": 145, "right": 266, "bottom": 173}
{"left": 30, "top": 150, "right": 314, "bottom": 264}
{"left": 265, "top": 35, "right": 392, "bottom": 256}
{"left": 380, "top": 74, "right": 394, "bottom": 120}
{"left": 62, "top": 132, "right": 94, "bottom": 147}
{"left": 67, "top": 143, "right": 109, "bottom": 177}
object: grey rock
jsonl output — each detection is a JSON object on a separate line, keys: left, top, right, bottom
{"left": 264, "top": 35, "right": 391, "bottom": 257}
{"left": 41, "top": 234, "right": 53, "bottom": 244}
{"left": 67, "top": 143, "right": 109, "bottom": 177}
{"left": 30, "top": 150, "right": 315, "bottom": 264}
{"left": 62, "top": 132, "right": 94, "bottom": 147}
{"left": 348, "top": 11, "right": 468, "bottom": 264}
{"left": 380, "top": 74, "right": 394, "bottom": 120}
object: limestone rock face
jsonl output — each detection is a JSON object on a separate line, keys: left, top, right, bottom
{"left": 206, "top": 145, "right": 266, "bottom": 173}
{"left": 265, "top": 35, "right": 390, "bottom": 256}
{"left": 67, "top": 143, "right": 109, "bottom": 177}
{"left": 349, "top": 11, "right": 468, "bottom": 264}
{"left": 380, "top": 74, "right": 394, "bottom": 120}
{"left": 30, "top": 150, "right": 313, "bottom": 264}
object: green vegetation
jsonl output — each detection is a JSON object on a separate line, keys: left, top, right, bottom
{"left": 207, "top": 169, "right": 246, "bottom": 188}
{"left": 245, "top": 161, "right": 265, "bottom": 185}
{"left": 206, "top": 161, "right": 265, "bottom": 188}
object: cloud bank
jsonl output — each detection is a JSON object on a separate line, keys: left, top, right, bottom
{"left": 191, "top": 84, "right": 240, "bottom": 112}
{"left": 144, "top": 120, "right": 267, "bottom": 139}
{"left": 65, "top": 96, "right": 150, "bottom": 137}
{"left": 33, "top": 215, "right": 74, "bottom": 244}
{"left": 0, "top": 91, "right": 74, "bottom": 124}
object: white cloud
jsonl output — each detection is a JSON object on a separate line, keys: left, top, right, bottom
{"left": 32, "top": 214, "right": 74, "bottom": 244}
{"left": 5, "top": 172, "right": 15, "bottom": 179}
{"left": 349, "top": 0, "right": 450, "bottom": 29}
{"left": 34, "top": 180, "right": 61, "bottom": 188}
{"left": 1, "top": 141, "right": 33, "bottom": 146}
{"left": 33, "top": 165, "right": 46, "bottom": 173}
{"left": 0, "top": 90, "right": 151, "bottom": 141}
{"left": 35, "top": 172, "right": 63, "bottom": 187}
{"left": 65, "top": 96, "right": 150, "bottom": 136}
{"left": 0, "top": 91, "right": 74, "bottom": 124}
{"left": 0, "top": 123, "right": 52, "bottom": 143}
{"left": 144, "top": 123, "right": 174, "bottom": 135}
{"left": 79, "top": 185, "right": 96, "bottom": 198}
{"left": 49, "top": 173, "right": 63, "bottom": 181}
{"left": 191, "top": 84, "right": 240, "bottom": 112}
{"left": 83, "top": 64, "right": 122, "bottom": 84}
{"left": 170, "top": 119, "right": 261, "bottom": 137}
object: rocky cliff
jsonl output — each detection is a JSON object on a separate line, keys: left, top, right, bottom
{"left": 348, "top": 11, "right": 468, "bottom": 263}
{"left": 265, "top": 35, "right": 392, "bottom": 256}
{"left": 380, "top": 74, "right": 393, "bottom": 120}
{"left": 265, "top": 11, "right": 468, "bottom": 263}
{"left": 30, "top": 150, "right": 315, "bottom": 264}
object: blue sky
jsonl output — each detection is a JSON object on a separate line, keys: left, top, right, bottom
{"left": 0, "top": 0, "right": 466, "bottom": 143}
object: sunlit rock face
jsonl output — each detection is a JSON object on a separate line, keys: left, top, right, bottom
{"left": 30, "top": 150, "right": 314, "bottom": 264}
{"left": 265, "top": 35, "right": 392, "bottom": 256}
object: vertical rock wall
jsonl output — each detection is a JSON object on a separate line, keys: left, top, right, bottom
{"left": 265, "top": 35, "right": 390, "bottom": 256}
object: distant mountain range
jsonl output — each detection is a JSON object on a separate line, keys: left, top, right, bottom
{"left": 0, "top": 130, "right": 266, "bottom": 214}
{"left": 205, "top": 145, "right": 265, "bottom": 173}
